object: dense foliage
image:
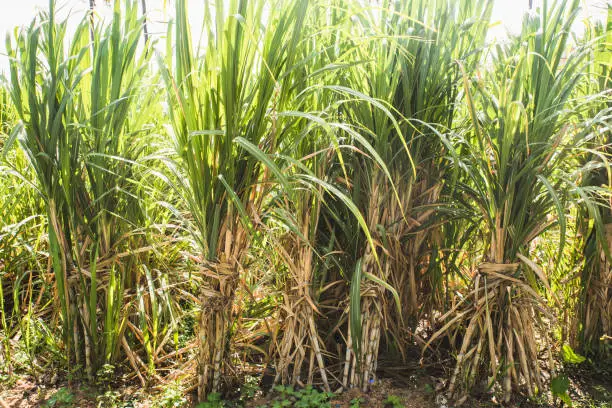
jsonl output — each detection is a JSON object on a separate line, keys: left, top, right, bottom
{"left": 0, "top": 0, "right": 610, "bottom": 405}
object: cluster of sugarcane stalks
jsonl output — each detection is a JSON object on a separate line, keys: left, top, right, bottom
{"left": 274, "top": 288, "right": 330, "bottom": 391}
{"left": 579, "top": 223, "right": 612, "bottom": 356}
{"left": 342, "top": 178, "right": 389, "bottom": 391}
{"left": 426, "top": 262, "right": 554, "bottom": 403}
{"left": 273, "top": 205, "right": 330, "bottom": 391}
{"left": 197, "top": 247, "right": 244, "bottom": 399}
{"left": 342, "top": 282, "right": 383, "bottom": 391}
{"left": 342, "top": 172, "right": 429, "bottom": 391}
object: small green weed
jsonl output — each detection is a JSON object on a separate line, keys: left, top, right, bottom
{"left": 383, "top": 394, "right": 403, "bottom": 408}
{"left": 96, "top": 390, "right": 122, "bottom": 408}
{"left": 562, "top": 344, "right": 586, "bottom": 364}
{"left": 154, "top": 383, "right": 188, "bottom": 408}
{"left": 350, "top": 397, "right": 364, "bottom": 408}
{"left": 45, "top": 387, "right": 75, "bottom": 407}
{"left": 551, "top": 375, "right": 572, "bottom": 406}
{"left": 238, "top": 375, "right": 261, "bottom": 403}
{"left": 268, "top": 385, "right": 334, "bottom": 408}
{"left": 195, "top": 392, "right": 225, "bottom": 408}
{"left": 96, "top": 364, "right": 116, "bottom": 389}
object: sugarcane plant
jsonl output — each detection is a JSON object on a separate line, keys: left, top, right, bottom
{"left": 576, "top": 5, "right": 612, "bottom": 358}
{"left": 264, "top": 9, "right": 339, "bottom": 388}
{"left": 425, "top": 0, "right": 610, "bottom": 401}
{"left": 5, "top": 0, "right": 152, "bottom": 377}
{"left": 268, "top": 139, "right": 333, "bottom": 391}
{"left": 158, "top": 0, "right": 312, "bottom": 398}
{"left": 326, "top": 0, "right": 492, "bottom": 390}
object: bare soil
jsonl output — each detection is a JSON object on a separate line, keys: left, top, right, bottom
{"left": 1, "top": 362, "right": 610, "bottom": 407}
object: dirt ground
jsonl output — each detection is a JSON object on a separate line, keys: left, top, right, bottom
{"left": 1, "top": 362, "right": 610, "bottom": 407}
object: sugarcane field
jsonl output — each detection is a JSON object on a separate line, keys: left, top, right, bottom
{"left": 0, "top": 0, "right": 610, "bottom": 406}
